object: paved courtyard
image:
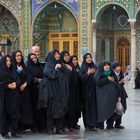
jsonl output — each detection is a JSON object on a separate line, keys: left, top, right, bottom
{"left": 1, "top": 84, "right": 140, "bottom": 140}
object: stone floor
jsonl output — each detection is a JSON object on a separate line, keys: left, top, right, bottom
{"left": 1, "top": 84, "right": 140, "bottom": 140}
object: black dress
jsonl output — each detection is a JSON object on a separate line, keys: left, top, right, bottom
{"left": 60, "top": 51, "right": 73, "bottom": 130}
{"left": 27, "top": 54, "right": 46, "bottom": 131}
{"left": 0, "top": 55, "right": 20, "bottom": 137}
{"left": 94, "top": 61, "right": 120, "bottom": 129}
{"left": 38, "top": 51, "right": 69, "bottom": 133}
{"left": 69, "top": 56, "right": 81, "bottom": 128}
{"left": 80, "top": 53, "right": 97, "bottom": 129}
{"left": 11, "top": 51, "right": 33, "bottom": 130}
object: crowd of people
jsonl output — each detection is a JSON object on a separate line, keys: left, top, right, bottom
{"left": 0, "top": 46, "right": 128, "bottom": 139}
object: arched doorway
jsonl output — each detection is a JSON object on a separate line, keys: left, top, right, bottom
{"left": 116, "top": 37, "right": 130, "bottom": 71}
{"left": 95, "top": 4, "right": 130, "bottom": 64}
{"left": 0, "top": 4, "right": 19, "bottom": 55}
{"left": 33, "top": 1, "right": 78, "bottom": 59}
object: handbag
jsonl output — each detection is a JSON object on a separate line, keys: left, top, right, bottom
{"left": 115, "top": 98, "right": 124, "bottom": 115}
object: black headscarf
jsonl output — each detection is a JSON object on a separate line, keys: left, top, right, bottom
{"left": 11, "top": 50, "right": 31, "bottom": 86}
{"left": 0, "top": 55, "right": 19, "bottom": 84}
{"left": 94, "top": 61, "right": 111, "bottom": 80}
{"left": 27, "top": 53, "right": 43, "bottom": 78}
{"left": 0, "top": 55, "right": 14, "bottom": 71}
{"left": 46, "top": 49, "right": 60, "bottom": 65}
{"left": 60, "top": 51, "right": 70, "bottom": 64}
{"left": 112, "top": 61, "right": 121, "bottom": 70}
{"left": 81, "top": 53, "right": 97, "bottom": 73}
{"left": 11, "top": 50, "right": 25, "bottom": 68}
{"left": 70, "top": 55, "right": 80, "bottom": 70}
{"left": 27, "top": 53, "right": 38, "bottom": 65}
{"left": 94, "top": 61, "right": 120, "bottom": 85}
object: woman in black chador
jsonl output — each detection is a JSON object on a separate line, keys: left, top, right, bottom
{"left": 0, "top": 55, "right": 20, "bottom": 138}
{"left": 80, "top": 53, "right": 97, "bottom": 131}
{"left": 60, "top": 51, "right": 73, "bottom": 131}
{"left": 11, "top": 50, "right": 33, "bottom": 131}
{"left": 27, "top": 53, "right": 46, "bottom": 132}
{"left": 134, "top": 67, "right": 140, "bottom": 89}
{"left": 69, "top": 55, "right": 81, "bottom": 129}
{"left": 38, "top": 50, "right": 69, "bottom": 135}
{"left": 94, "top": 61, "right": 120, "bottom": 130}
{"left": 112, "top": 61, "right": 128, "bottom": 129}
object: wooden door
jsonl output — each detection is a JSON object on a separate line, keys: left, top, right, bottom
{"left": 49, "top": 32, "right": 78, "bottom": 56}
{"left": 116, "top": 45, "right": 130, "bottom": 71}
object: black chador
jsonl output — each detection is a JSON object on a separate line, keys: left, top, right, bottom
{"left": 112, "top": 61, "right": 128, "bottom": 129}
{"left": 69, "top": 55, "right": 81, "bottom": 129}
{"left": 38, "top": 50, "right": 69, "bottom": 134}
{"left": 11, "top": 50, "right": 33, "bottom": 130}
{"left": 60, "top": 51, "right": 74, "bottom": 130}
{"left": 80, "top": 53, "right": 97, "bottom": 130}
{"left": 94, "top": 61, "right": 120, "bottom": 129}
{"left": 0, "top": 55, "right": 20, "bottom": 138}
{"left": 134, "top": 67, "right": 140, "bottom": 89}
{"left": 27, "top": 53, "right": 46, "bottom": 132}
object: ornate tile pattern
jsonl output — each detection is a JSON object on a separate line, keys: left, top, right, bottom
{"left": 32, "top": 0, "right": 79, "bottom": 19}
{"left": 81, "top": 0, "right": 89, "bottom": 56}
{"left": 0, "top": 0, "right": 21, "bottom": 22}
{"left": 22, "top": 0, "right": 31, "bottom": 57}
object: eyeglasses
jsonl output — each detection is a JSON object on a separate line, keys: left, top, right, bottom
{"left": 86, "top": 56, "right": 92, "bottom": 59}
{"left": 72, "top": 58, "right": 78, "bottom": 61}
{"left": 64, "top": 54, "right": 69, "bottom": 57}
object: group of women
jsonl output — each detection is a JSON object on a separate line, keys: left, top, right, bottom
{"left": 0, "top": 49, "right": 128, "bottom": 139}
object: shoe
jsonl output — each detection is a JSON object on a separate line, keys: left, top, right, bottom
{"left": 115, "top": 125, "right": 125, "bottom": 129}
{"left": 85, "top": 127, "right": 91, "bottom": 131}
{"left": 11, "top": 134, "right": 21, "bottom": 138}
{"left": 2, "top": 134, "right": 10, "bottom": 139}
{"left": 106, "top": 128, "right": 112, "bottom": 132}
{"left": 69, "top": 128, "right": 74, "bottom": 132}
{"left": 56, "top": 129, "right": 63, "bottom": 135}
{"left": 106, "top": 127, "right": 113, "bottom": 131}
{"left": 64, "top": 128, "right": 69, "bottom": 132}
{"left": 76, "top": 124, "right": 80, "bottom": 128}
{"left": 73, "top": 125, "right": 80, "bottom": 130}
{"left": 31, "top": 128, "right": 38, "bottom": 133}
{"left": 47, "top": 130, "right": 53, "bottom": 135}
{"left": 91, "top": 128, "right": 99, "bottom": 131}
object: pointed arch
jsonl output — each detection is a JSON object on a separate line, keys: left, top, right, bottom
{"left": 95, "top": 2, "right": 130, "bottom": 20}
{"left": 32, "top": 0, "right": 79, "bottom": 27}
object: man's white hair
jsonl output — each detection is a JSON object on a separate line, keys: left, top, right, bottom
{"left": 31, "top": 45, "right": 40, "bottom": 52}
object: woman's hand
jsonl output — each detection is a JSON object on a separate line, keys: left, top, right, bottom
{"left": 20, "top": 82, "right": 27, "bottom": 91}
{"left": 37, "top": 78, "right": 42, "bottom": 83}
{"left": 55, "top": 64, "right": 61, "bottom": 70}
{"left": 66, "top": 64, "right": 72, "bottom": 71}
{"left": 8, "top": 82, "right": 16, "bottom": 89}
{"left": 87, "top": 68, "right": 96, "bottom": 75}
{"left": 17, "top": 65, "right": 23, "bottom": 71}
{"left": 108, "top": 76, "right": 114, "bottom": 81}
{"left": 119, "top": 79, "right": 125, "bottom": 84}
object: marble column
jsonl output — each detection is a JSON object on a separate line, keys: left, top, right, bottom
{"left": 128, "top": 19, "right": 137, "bottom": 85}
{"left": 92, "top": 19, "right": 97, "bottom": 63}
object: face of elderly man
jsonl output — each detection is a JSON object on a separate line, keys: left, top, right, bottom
{"left": 31, "top": 46, "right": 40, "bottom": 59}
